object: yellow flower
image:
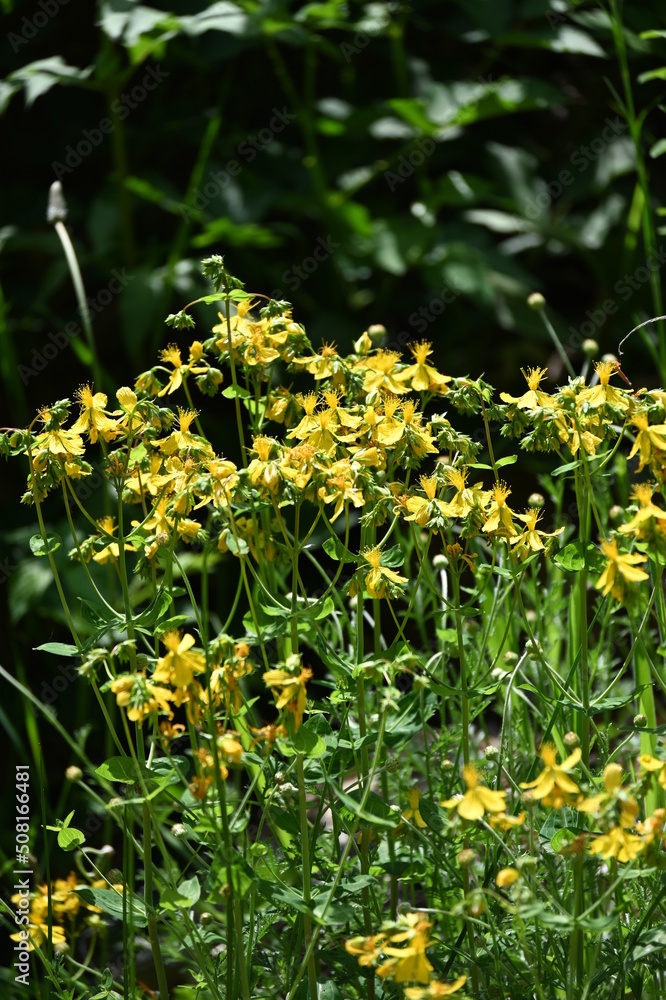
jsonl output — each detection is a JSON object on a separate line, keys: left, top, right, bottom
{"left": 377, "top": 913, "right": 434, "bottom": 984}
{"left": 441, "top": 764, "right": 506, "bottom": 820}
{"left": 500, "top": 367, "right": 552, "bottom": 409}
{"left": 157, "top": 408, "right": 213, "bottom": 456}
{"left": 520, "top": 744, "right": 581, "bottom": 806}
{"left": 110, "top": 671, "right": 174, "bottom": 725}
{"left": 263, "top": 656, "right": 312, "bottom": 731}
{"left": 440, "top": 466, "right": 485, "bottom": 517}
{"left": 153, "top": 632, "right": 206, "bottom": 688}
{"left": 482, "top": 482, "right": 517, "bottom": 537}
{"left": 70, "top": 385, "right": 119, "bottom": 442}
{"left": 360, "top": 546, "right": 408, "bottom": 599}
{"left": 576, "top": 360, "right": 630, "bottom": 411}
{"left": 402, "top": 474, "right": 449, "bottom": 527}
{"left": 401, "top": 341, "right": 451, "bottom": 393}
{"left": 91, "top": 516, "right": 136, "bottom": 565}
{"left": 510, "top": 507, "right": 563, "bottom": 557}
{"left": 157, "top": 344, "right": 185, "bottom": 395}
{"left": 639, "top": 754, "right": 666, "bottom": 788}
{"left": 496, "top": 868, "right": 520, "bottom": 888}
{"left": 595, "top": 538, "right": 649, "bottom": 601}
{"left": 345, "top": 933, "right": 386, "bottom": 967}
{"left": 489, "top": 810, "right": 526, "bottom": 831}
{"left": 356, "top": 349, "right": 411, "bottom": 397}
{"left": 588, "top": 825, "right": 643, "bottom": 863}
{"left": 404, "top": 976, "right": 467, "bottom": 998}
{"left": 402, "top": 788, "right": 428, "bottom": 829}
{"left": 627, "top": 411, "right": 666, "bottom": 471}
{"left": 618, "top": 483, "right": 666, "bottom": 537}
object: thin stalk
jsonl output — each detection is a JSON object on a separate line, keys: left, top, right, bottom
{"left": 297, "top": 754, "right": 318, "bottom": 1000}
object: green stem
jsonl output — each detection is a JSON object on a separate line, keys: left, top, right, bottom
{"left": 297, "top": 754, "right": 318, "bottom": 1000}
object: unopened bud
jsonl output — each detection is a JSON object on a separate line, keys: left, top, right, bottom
{"left": 528, "top": 493, "right": 545, "bottom": 509}
{"left": 527, "top": 292, "right": 545, "bottom": 311}
{"left": 171, "top": 823, "right": 187, "bottom": 839}
{"left": 385, "top": 755, "right": 400, "bottom": 773}
{"left": 564, "top": 731, "right": 580, "bottom": 750}
{"left": 609, "top": 504, "right": 624, "bottom": 524}
{"left": 525, "top": 637, "right": 542, "bottom": 661}
{"left": 432, "top": 554, "right": 448, "bottom": 569}
{"left": 582, "top": 338, "right": 599, "bottom": 359}
{"left": 503, "top": 651, "right": 519, "bottom": 667}
{"left": 440, "top": 759, "right": 454, "bottom": 773}
{"left": 601, "top": 353, "right": 618, "bottom": 366}
{"left": 274, "top": 771, "right": 286, "bottom": 785}
{"left": 633, "top": 714, "right": 647, "bottom": 728}
{"left": 457, "top": 848, "right": 476, "bottom": 868}
{"left": 367, "top": 324, "right": 386, "bottom": 342}
{"left": 484, "top": 745, "right": 499, "bottom": 761}
{"left": 66, "top": 766, "right": 83, "bottom": 783}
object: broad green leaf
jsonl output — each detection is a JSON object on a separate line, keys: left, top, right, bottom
{"left": 76, "top": 887, "right": 146, "bottom": 925}
{"left": 279, "top": 724, "right": 326, "bottom": 759}
{"left": 160, "top": 876, "right": 200, "bottom": 911}
{"left": 96, "top": 756, "right": 151, "bottom": 784}
{"left": 35, "top": 642, "right": 79, "bottom": 656}
{"left": 58, "top": 826, "right": 85, "bottom": 852}
{"left": 30, "top": 532, "right": 62, "bottom": 557}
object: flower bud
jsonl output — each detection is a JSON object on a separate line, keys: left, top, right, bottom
{"left": 564, "top": 731, "right": 580, "bottom": 750}
{"left": 432, "top": 554, "right": 448, "bottom": 569}
{"left": 385, "top": 755, "right": 400, "bottom": 774}
{"left": 609, "top": 505, "right": 624, "bottom": 524}
{"left": 66, "top": 766, "right": 83, "bottom": 783}
{"left": 633, "top": 713, "right": 648, "bottom": 728}
{"left": 527, "top": 292, "right": 546, "bottom": 311}
{"left": 171, "top": 823, "right": 187, "bottom": 839}
{"left": 496, "top": 867, "right": 519, "bottom": 888}
{"left": 456, "top": 848, "right": 476, "bottom": 868}
{"left": 367, "top": 324, "right": 386, "bottom": 342}
{"left": 503, "top": 651, "right": 519, "bottom": 667}
{"left": 601, "top": 353, "right": 618, "bottom": 366}
{"left": 440, "top": 759, "right": 454, "bottom": 773}
{"left": 525, "top": 637, "right": 542, "bottom": 661}
{"left": 528, "top": 493, "right": 545, "bottom": 509}
{"left": 582, "top": 338, "right": 599, "bottom": 359}
{"left": 484, "top": 745, "right": 499, "bottom": 761}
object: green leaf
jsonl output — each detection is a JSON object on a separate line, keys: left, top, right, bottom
{"left": 58, "top": 826, "right": 85, "bottom": 852}
{"left": 631, "top": 927, "right": 666, "bottom": 962}
{"left": 418, "top": 796, "right": 445, "bottom": 833}
{"left": 222, "top": 383, "right": 251, "bottom": 399}
{"left": 160, "top": 876, "right": 200, "bottom": 911}
{"left": 29, "top": 532, "right": 62, "bottom": 557}
{"left": 96, "top": 757, "right": 151, "bottom": 784}
{"left": 279, "top": 724, "right": 326, "bottom": 759}
{"left": 35, "top": 642, "right": 79, "bottom": 656}
{"left": 330, "top": 780, "right": 399, "bottom": 829}
{"left": 322, "top": 535, "right": 357, "bottom": 564}
{"left": 76, "top": 887, "right": 147, "bottom": 925}
{"left": 649, "top": 138, "right": 666, "bottom": 159}
{"left": 552, "top": 540, "right": 595, "bottom": 573}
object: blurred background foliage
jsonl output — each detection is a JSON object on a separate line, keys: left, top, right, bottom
{"left": 1, "top": 0, "right": 666, "bottom": 877}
